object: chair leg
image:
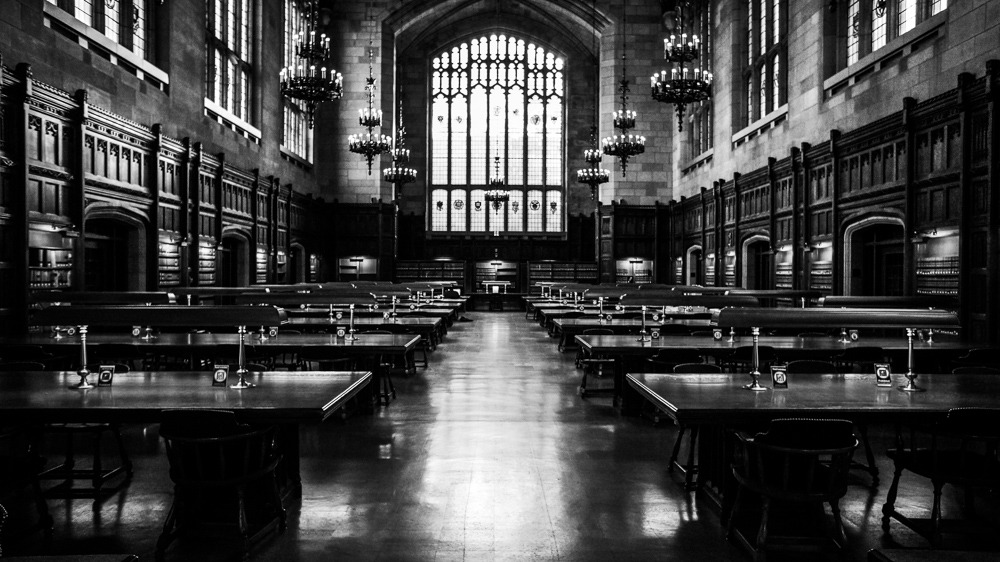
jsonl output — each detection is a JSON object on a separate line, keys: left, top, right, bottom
{"left": 668, "top": 427, "right": 686, "bottom": 473}
{"left": 91, "top": 429, "right": 104, "bottom": 491}
{"left": 112, "top": 423, "right": 133, "bottom": 477}
{"left": 725, "top": 485, "right": 743, "bottom": 540}
{"left": 857, "top": 423, "right": 879, "bottom": 485}
{"left": 156, "top": 497, "right": 180, "bottom": 561}
{"left": 930, "top": 480, "right": 944, "bottom": 547}
{"left": 683, "top": 427, "right": 699, "bottom": 491}
{"left": 755, "top": 497, "right": 770, "bottom": 562}
{"left": 830, "top": 501, "right": 847, "bottom": 546}
{"left": 882, "top": 465, "right": 904, "bottom": 533}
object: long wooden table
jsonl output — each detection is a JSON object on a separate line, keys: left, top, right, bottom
{"left": 1, "top": 333, "right": 422, "bottom": 381}
{"left": 3, "top": 332, "right": 420, "bottom": 356}
{"left": 550, "top": 317, "right": 713, "bottom": 351}
{"left": 285, "top": 316, "right": 443, "bottom": 348}
{"left": 291, "top": 306, "right": 459, "bottom": 327}
{"left": 0, "top": 370, "right": 372, "bottom": 494}
{"left": 626, "top": 372, "right": 1000, "bottom": 507}
{"left": 577, "top": 334, "right": 972, "bottom": 408}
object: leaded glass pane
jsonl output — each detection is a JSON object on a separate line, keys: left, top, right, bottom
{"left": 527, "top": 98, "right": 544, "bottom": 184}
{"left": 545, "top": 98, "right": 562, "bottom": 185}
{"left": 470, "top": 88, "right": 488, "bottom": 184}
{"left": 432, "top": 97, "right": 449, "bottom": 185}
{"left": 507, "top": 191, "right": 524, "bottom": 232}
{"left": 847, "top": 0, "right": 860, "bottom": 65}
{"left": 527, "top": 190, "right": 543, "bottom": 232}
{"left": 470, "top": 190, "right": 486, "bottom": 232}
{"left": 431, "top": 190, "right": 448, "bottom": 231}
{"left": 897, "top": 0, "right": 916, "bottom": 36}
{"left": 546, "top": 191, "right": 562, "bottom": 232}
{"left": 772, "top": 54, "right": 780, "bottom": 107}
{"left": 872, "top": 8, "right": 887, "bottom": 51}
{"left": 507, "top": 85, "right": 524, "bottom": 185}
{"left": 930, "top": 0, "right": 947, "bottom": 15}
{"left": 450, "top": 190, "right": 467, "bottom": 232}
{"left": 451, "top": 95, "right": 468, "bottom": 184}
{"left": 759, "top": 0, "right": 767, "bottom": 55}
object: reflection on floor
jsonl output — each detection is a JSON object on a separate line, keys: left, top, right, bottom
{"left": 4, "top": 312, "right": 998, "bottom": 561}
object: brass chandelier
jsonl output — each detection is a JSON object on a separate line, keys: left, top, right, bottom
{"left": 279, "top": 0, "right": 343, "bottom": 128}
{"left": 575, "top": 0, "right": 610, "bottom": 199}
{"left": 382, "top": 99, "right": 417, "bottom": 188}
{"left": 602, "top": 6, "right": 645, "bottom": 177}
{"left": 348, "top": 31, "right": 391, "bottom": 174}
{"left": 651, "top": 1, "right": 712, "bottom": 132}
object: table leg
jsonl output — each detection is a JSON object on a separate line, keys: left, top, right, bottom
{"left": 277, "top": 423, "right": 302, "bottom": 500}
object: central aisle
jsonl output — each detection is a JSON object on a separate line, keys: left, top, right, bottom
{"left": 282, "top": 311, "right": 742, "bottom": 561}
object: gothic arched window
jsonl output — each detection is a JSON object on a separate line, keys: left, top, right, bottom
{"left": 429, "top": 35, "right": 565, "bottom": 234}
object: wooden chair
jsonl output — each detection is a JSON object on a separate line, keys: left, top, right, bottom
{"left": 663, "top": 362, "right": 723, "bottom": 491}
{"left": 673, "top": 362, "right": 722, "bottom": 374}
{"left": 296, "top": 347, "right": 354, "bottom": 371}
{"left": 0, "top": 426, "right": 52, "bottom": 539}
{"left": 785, "top": 360, "right": 879, "bottom": 484}
{"left": 951, "top": 366, "right": 1000, "bottom": 375}
{"left": 644, "top": 349, "right": 704, "bottom": 373}
{"left": 578, "top": 328, "right": 615, "bottom": 398}
{"left": 722, "top": 345, "right": 777, "bottom": 374}
{"left": 882, "top": 408, "right": 1000, "bottom": 547}
{"left": 784, "top": 360, "right": 837, "bottom": 374}
{"left": 0, "top": 361, "right": 47, "bottom": 371}
{"left": 953, "top": 348, "right": 1000, "bottom": 370}
{"left": 91, "top": 343, "right": 146, "bottom": 371}
{"left": 833, "top": 346, "right": 886, "bottom": 373}
{"left": 728, "top": 418, "right": 858, "bottom": 561}
{"left": 157, "top": 410, "right": 285, "bottom": 561}
{"left": 654, "top": 323, "right": 692, "bottom": 336}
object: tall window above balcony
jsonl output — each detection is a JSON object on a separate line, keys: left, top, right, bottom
{"left": 429, "top": 35, "right": 565, "bottom": 235}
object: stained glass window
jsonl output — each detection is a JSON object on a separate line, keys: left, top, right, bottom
{"left": 49, "top": 0, "right": 152, "bottom": 61}
{"left": 282, "top": 0, "right": 312, "bottom": 161}
{"left": 743, "top": 0, "right": 784, "bottom": 126}
{"left": 429, "top": 34, "right": 565, "bottom": 234}
{"left": 207, "top": 0, "right": 253, "bottom": 123}
{"left": 686, "top": 1, "right": 714, "bottom": 161}
{"left": 841, "top": 1, "right": 947, "bottom": 70}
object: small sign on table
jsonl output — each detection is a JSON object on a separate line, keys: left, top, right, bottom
{"left": 212, "top": 364, "right": 229, "bottom": 387}
{"left": 875, "top": 363, "right": 892, "bottom": 387}
{"left": 771, "top": 365, "right": 788, "bottom": 389}
{"left": 97, "top": 365, "right": 116, "bottom": 386}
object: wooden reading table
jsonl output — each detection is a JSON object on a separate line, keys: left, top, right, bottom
{"left": 0, "top": 369, "right": 371, "bottom": 495}
{"left": 626, "top": 372, "right": 1000, "bottom": 506}
{"left": 577, "top": 334, "right": 972, "bottom": 408}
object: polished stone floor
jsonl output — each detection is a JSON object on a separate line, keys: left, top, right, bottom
{"left": 5, "top": 311, "right": 998, "bottom": 560}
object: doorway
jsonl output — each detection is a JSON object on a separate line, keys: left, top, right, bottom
{"left": 290, "top": 244, "right": 306, "bottom": 284}
{"left": 847, "top": 222, "right": 905, "bottom": 296}
{"left": 219, "top": 233, "right": 250, "bottom": 287}
{"left": 744, "top": 239, "right": 773, "bottom": 290}
{"left": 686, "top": 246, "right": 703, "bottom": 285}
{"left": 84, "top": 218, "right": 145, "bottom": 291}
